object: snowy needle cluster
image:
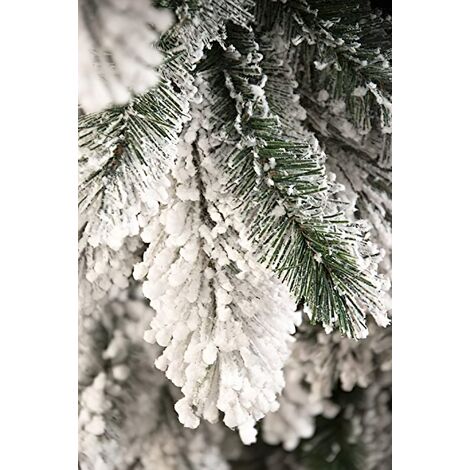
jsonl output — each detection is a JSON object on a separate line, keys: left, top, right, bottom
{"left": 78, "top": 0, "right": 392, "bottom": 468}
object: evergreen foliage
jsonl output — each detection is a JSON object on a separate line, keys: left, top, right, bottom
{"left": 78, "top": 0, "right": 392, "bottom": 468}
{"left": 79, "top": 0, "right": 391, "bottom": 337}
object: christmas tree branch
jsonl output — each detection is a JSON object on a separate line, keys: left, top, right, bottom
{"left": 197, "top": 24, "right": 388, "bottom": 338}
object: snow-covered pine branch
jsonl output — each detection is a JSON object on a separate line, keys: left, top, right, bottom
{"left": 256, "top": 0, "right": 392, "bottom": 139}
{"left": 134, "top": 115, "right": 300, "bottom": 444}
{"left": 78, "top": 0, "right": 255, "bottom": 251}
{"left": 199, "top": 24, "right": 389, "bottom": 338}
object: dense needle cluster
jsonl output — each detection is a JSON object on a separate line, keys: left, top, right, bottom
{"left": 78, "top": 0, "right": 392, "bottom": 468}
